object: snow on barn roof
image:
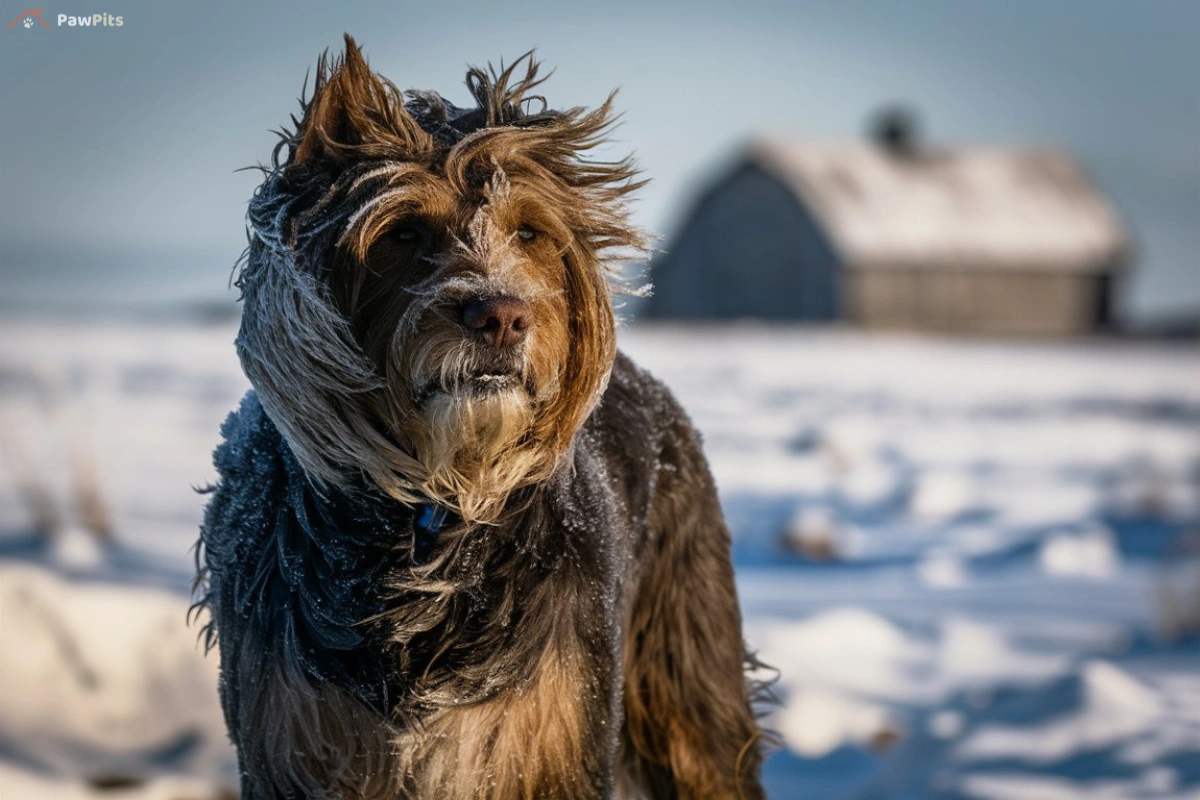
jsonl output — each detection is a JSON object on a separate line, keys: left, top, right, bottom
{"left": 748, "top": 138, "right": 1129, "bottom": 272}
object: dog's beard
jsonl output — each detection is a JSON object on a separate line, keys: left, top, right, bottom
{"left": 408, "top": 334, "right": 537, "bottom": 463}
{"left": 416, "top": 384, "right": 534, "bottom": 472}
{"left": 383, "top": 297, "right": 559, "bottom": 522}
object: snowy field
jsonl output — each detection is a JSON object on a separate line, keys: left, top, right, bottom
{"left": 1, "top": 315, "right": 1198, "bottom": 799}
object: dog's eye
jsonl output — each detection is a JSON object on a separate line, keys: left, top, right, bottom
{"left": 517, "top": 226, "right": 538, "bottom": 242}
{"left": 392, "top": 225, "right": 422, "bottom": 243}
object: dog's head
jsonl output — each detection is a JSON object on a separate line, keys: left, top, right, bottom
{"left": 236, "top": 36, "right": 645, "bottom": 523}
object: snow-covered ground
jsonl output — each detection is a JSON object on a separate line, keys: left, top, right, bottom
{"left": 1, "top": 315, "right": 1197, "bottom": 799}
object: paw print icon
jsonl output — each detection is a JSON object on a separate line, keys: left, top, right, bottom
{"left": 23, "top": 16, "right": 33, "bottom": 28}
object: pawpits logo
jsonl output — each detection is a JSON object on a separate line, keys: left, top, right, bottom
{"left": 6, "top": 7, "right": 123, "bottom": 29}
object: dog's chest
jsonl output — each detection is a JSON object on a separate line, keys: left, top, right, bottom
{"left": 396, "top": 616, "right": 611, "bottom": 798}
{"left": 389, "top": 444, "right": 630, "bottom": 797}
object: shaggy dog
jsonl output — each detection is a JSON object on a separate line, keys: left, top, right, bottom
{"left": 196, "top": 35, "right": 768, "bottom": 800}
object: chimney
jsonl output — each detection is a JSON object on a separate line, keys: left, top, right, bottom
{"left": 869, "top": 106, "right": 921, "bottom": 158}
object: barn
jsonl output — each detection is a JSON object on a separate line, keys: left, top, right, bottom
{"left": 642, "top": 125, "right": 1131, "bottom": 336}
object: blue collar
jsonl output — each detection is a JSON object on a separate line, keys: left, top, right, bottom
{"left": 415, "top": 503, "right": 449, "bottom": 534}
{"left": 413, "top": 502, "right": 450, "bottom": 563}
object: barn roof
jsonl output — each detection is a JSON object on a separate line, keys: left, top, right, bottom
{"left": 747, "top": 138, "right": 1129, "bottom": 271}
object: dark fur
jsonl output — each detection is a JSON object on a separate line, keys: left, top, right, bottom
{"left": 196, "top": 36, "right": 768, "bottom": 799}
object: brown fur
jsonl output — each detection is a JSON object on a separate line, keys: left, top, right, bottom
{"left": 622, "top": 414, "right": 767, "bottom": 798}
{"left": 398, "top": 635, "right": 597, "bottom": 799}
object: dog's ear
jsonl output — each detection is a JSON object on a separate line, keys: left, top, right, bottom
{"left": 292, "top": 34, "right": 433, "bottom": 167}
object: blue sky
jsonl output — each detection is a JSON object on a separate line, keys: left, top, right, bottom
{"left": 1, "top": 0, "right": 1196, "bottom": 319}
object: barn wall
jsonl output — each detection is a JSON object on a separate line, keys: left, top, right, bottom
{"left": 643, "top": 163, "right": 840, "bottom": 320}
{"left": 846, "top": 268, "right": 1109, "bottom": 336}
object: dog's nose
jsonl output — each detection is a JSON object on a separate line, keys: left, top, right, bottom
{"left": 460, "top": 296, "right": 531, "bottom": 348}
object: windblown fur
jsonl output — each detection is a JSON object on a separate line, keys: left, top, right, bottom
{"left": 236, "top": 39, "right": 642, "bottom": 523}
{"left": 196, "top": 35, "right": 769, "bottom": 800}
